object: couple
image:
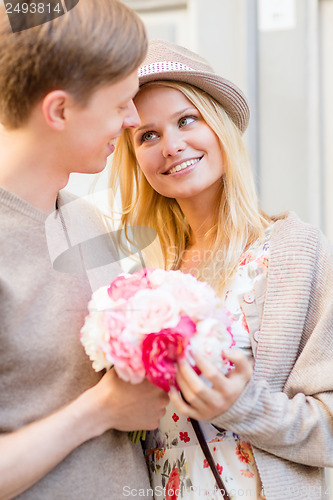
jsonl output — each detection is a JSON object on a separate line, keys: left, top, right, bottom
{"left": 0, "top": 1, "right": 332, "bottom": 500}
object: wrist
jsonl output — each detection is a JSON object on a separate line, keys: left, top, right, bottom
{"left": 69, "top": 387, "right": 111, "bottom": 440}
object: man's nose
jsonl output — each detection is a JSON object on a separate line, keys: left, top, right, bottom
{"left": 122, "top": 100, "right": 141, "bottom": 129}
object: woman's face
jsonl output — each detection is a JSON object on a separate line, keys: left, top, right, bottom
{"left": 131, "top": 85, "right": 224, "bottom": 203}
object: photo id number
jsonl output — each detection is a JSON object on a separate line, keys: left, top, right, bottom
{"left": 5, "top": 2, "right": 62, "bottom": 14}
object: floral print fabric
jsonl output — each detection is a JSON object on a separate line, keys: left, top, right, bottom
{"left": 144, "top": 229, "right": 271, "bottom": 499}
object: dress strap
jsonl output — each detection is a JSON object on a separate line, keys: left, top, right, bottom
{"left": 190, "top": 419, "right": 231, "bottom": 500}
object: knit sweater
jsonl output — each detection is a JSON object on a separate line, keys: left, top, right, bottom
{"left": 0, "top": 187, "right": 151, "bottom": 499}
{"left": 211, "top": 212, "right": 333, "bottom": 500}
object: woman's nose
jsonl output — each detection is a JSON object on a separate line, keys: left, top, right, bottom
{"left": 162, "top": 130, "right": 186, "bottom": 158}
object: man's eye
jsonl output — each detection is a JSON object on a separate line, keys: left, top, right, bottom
{"left": 178, "top": 116, "right": 196, "bottom": 128}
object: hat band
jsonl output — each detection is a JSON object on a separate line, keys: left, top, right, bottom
{"left": 139, "top": 61, "right": 194, "bottom": 77}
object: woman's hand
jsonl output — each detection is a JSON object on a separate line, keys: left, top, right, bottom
{"left": 169, "top": 349, "right": 253, "bottom": 421}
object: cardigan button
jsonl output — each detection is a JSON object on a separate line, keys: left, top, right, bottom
{"left": 253, "top": 330, "right": 260, "bottom": 342}
{"left": 243, "top": 292, "right": 255, "bottom": 304}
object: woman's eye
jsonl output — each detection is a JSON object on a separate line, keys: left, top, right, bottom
{"left": 178, "top": 116, "right": 196, "bottom": 128}
{"left": 141, "top": 131, "right": 156, "bottom": 142}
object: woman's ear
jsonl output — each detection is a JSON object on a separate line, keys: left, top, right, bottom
{"left": 42, "top": 90, "right": 69, "bottom": 131}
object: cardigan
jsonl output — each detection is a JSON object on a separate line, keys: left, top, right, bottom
{"left": 211, "top": 212, "right": 333, "bottom": 500}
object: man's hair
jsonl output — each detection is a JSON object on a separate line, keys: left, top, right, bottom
{"left": 0, "top": 0, "right": 147, "bottom": 129}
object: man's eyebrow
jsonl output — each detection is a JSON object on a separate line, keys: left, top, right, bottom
{"left": 133, "top": 107, "right": 195, "bottom": 135}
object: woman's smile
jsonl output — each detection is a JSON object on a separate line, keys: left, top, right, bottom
{"left": 163, "top": 156, "right": 203, "bottom": 175}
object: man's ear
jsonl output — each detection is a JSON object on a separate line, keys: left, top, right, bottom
{"left": 42, "top": 90, "right": 70, "bottom": 130}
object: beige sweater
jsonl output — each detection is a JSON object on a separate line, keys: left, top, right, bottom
{"left": 211, "top": 212, "right": 333, "bottom": 500}
{"left": 0, "top": 187, "right": 151, "bottom": 499}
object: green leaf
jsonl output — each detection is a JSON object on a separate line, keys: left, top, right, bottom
{"left": 163, "top": 460, "right": 169, "bottom": 474}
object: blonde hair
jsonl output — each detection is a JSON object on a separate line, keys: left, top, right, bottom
{"left": 109, "top": 81, "right": 270, "bottom": 294}
{"left": 0, "top": 0, "right": 147, "bottom": 129}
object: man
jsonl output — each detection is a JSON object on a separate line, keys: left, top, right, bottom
{"left": 0, "top": 1, "right": 168, "bottom": 498}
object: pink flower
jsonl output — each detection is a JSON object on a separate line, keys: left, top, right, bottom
{"left": 111, "top": 340, "right": 146, "bottom": 384}
{"left": 103, "top": 310, "right": 126, "bottom": 336}
{"left": 102, "top": 313, "right": 145, "bottom": 383}
{"left": 107, "top": 270, "right": 151, "bottom": 301}
{"left": 203, "top": 459, "right": 209, "bottom": 468}
{"left": 142, "top": 316, "right": 196, "bottom": 392}
{"left": 172, "top": 315, "right": 197, "bottom": 338}
{"left": 216, "top": 463, "right": 223, "bottom": 475}
{"left": 166, "top": 468, "right": 180, "bottom": 500}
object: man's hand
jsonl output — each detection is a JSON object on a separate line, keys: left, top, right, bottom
{"left": 85, "top": 368, "right": 169, "bottom": 435}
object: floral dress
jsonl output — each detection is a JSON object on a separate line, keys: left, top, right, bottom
{"left": 144, "top": 228, "right": 271, "bottom": 500}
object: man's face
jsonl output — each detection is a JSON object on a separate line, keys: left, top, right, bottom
{"left": 64, "top": 70, "right": 140, "bottom": 175}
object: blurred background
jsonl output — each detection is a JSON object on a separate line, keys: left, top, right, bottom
{"left": 66, "top": 0, "right": 333, "bottom": 493}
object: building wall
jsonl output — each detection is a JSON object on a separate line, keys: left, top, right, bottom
{"left": 321, "top": 0, "right": 333, "bottom": 241}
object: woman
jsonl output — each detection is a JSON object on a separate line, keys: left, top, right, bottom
{"left": 109, "top": 40, "right": 333, "bottom": 500}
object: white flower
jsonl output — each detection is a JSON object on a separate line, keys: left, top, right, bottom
{"left": 80, "top": 312, "right": 112, "bottom": 371}
{"left": 126, "top": 288, "right": 180, "bottom": 335}
{"left": 88, "top": 286, "right": 114, "bottom": 312}
{"left": 190, "top": 318, "right": 233, "bottom": 374}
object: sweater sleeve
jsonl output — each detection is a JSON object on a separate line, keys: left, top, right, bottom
{"left": 211, "top": 217, "right": 333, "bottom": 468}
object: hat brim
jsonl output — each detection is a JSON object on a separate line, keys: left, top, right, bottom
{"left": 138, "top": 69, "right": 250, "bottom": 133}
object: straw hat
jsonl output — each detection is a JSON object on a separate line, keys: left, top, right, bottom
{"left": 138, "top": 39, "right": 250, "bottom": 133}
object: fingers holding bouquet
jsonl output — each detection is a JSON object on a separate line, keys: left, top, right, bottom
{"left": 169, "top": 349, "right": 253, "bottom": 421}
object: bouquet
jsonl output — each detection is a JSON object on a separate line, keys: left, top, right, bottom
{"left": 80, "top": 268, "right": 234, "bottom": 442}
